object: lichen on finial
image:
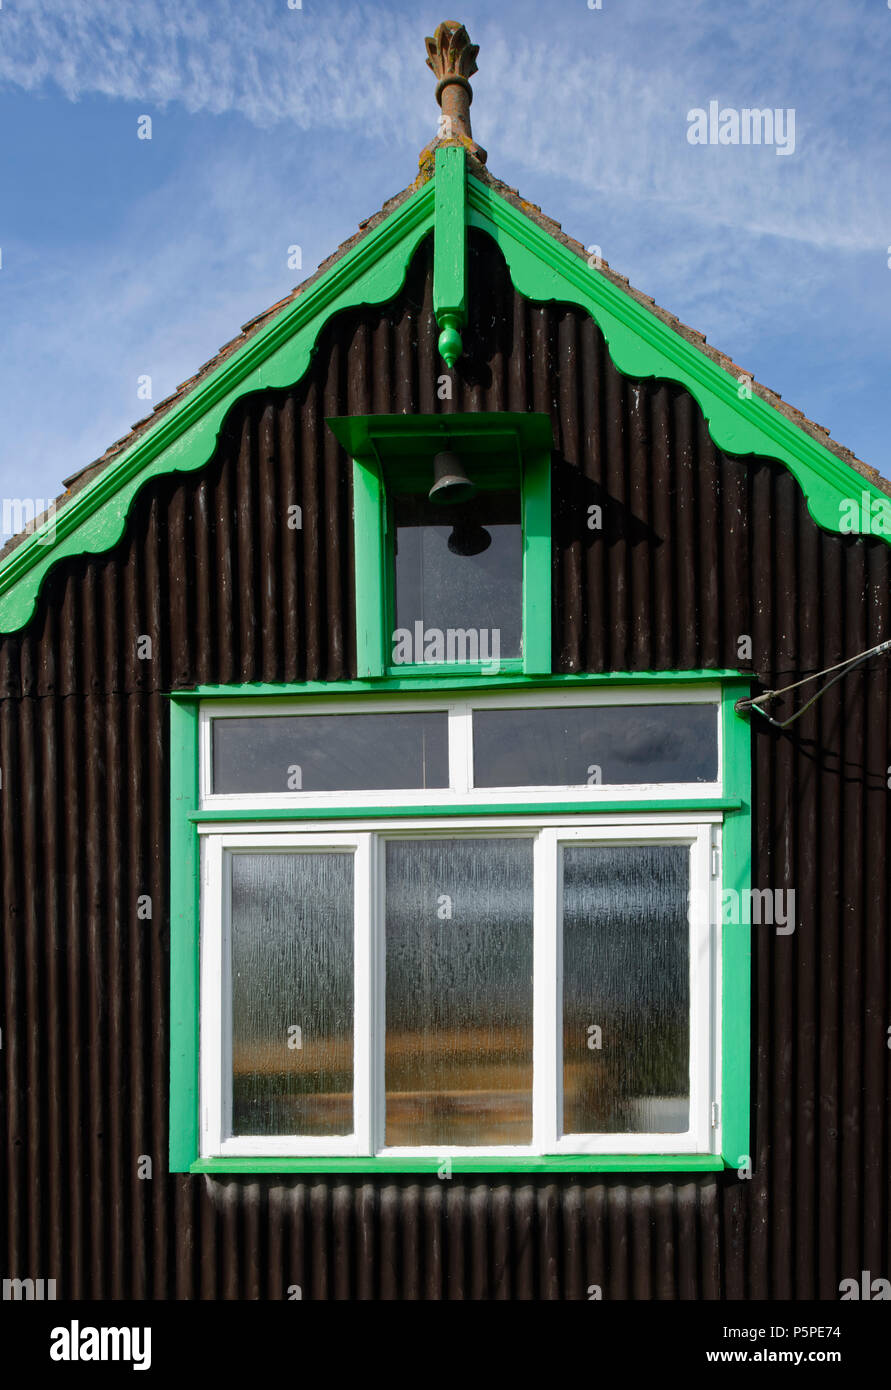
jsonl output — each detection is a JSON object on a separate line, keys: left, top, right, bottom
{"left": 420, "top": 20, "right": 486, "bottom": 167}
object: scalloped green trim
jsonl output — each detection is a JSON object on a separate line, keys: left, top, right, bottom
{"left": 0, "top": 180, "right": 435, "bottom": 633}
{"left": 2, "top": 163, "right": 887, "bottom": 636}
{"left": 467, "top": 177, "right": 891, "bottom": 544}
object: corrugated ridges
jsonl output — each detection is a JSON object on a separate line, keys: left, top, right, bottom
{"left": 1, "top": 232, "right": 888, "bottom": 1298}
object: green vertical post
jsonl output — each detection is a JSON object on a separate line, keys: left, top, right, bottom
{"left": 433, "top": 146, "right": 468, "bottom": 367}
{"left": 169, "top": 698, "right": 201, "bottom": 1171}
{"left": 720, "top": 680, "right": 752, "bottom": 1169}
{"left": 522, "top": 449, "right": 552, "bottom": 673}
{"left": 352, "top": 458, "right": 387, "bottom": 677}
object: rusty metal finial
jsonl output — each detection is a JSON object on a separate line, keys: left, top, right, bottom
{"left": 421, "top": 20, "right": 486, "bottom": 168}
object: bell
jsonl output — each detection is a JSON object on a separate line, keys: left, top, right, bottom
{"left": 428, "top": 450, "right": 477, "bottom": 505}
{"left": 447, "top": 522, "right": 491, "bottom": 557}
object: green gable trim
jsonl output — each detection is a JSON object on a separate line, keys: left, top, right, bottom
{"left": 3, "top": 153, "right": 884, "bottom": 637}
{"left": 467, "top": 176, "right": 891, "bottom": 541}
{"left": 432, "top": 146, "right": 468, "bottom": 366}
{"left": 0, "top": 179, "right": 436, "bottom": 635}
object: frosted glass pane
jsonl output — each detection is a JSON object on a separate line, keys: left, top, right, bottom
{"left": 230, "top": 852, "right": 353, "bottom": 1136}
{"left": 473, "top": 704, "right": 718, "bottom": 786}
{"left": 392, "top": 490, "right": 521, "bottom": 661}
{"left": 385, "top": 837, "right": 534, "bottom": 1146}
{"left": 562, "top": 844, "right": 689, "bottom": 1134}
{"left": 212, "top": 712, "right": 449, "bottom": 793}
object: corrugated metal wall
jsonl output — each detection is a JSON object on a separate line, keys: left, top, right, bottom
{"left": 1, "top": 231, "right": 889, "bottom": 1298}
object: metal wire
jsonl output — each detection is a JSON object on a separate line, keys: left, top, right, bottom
{"left": 735, "top": 638, "right": 891, "bottom": 730}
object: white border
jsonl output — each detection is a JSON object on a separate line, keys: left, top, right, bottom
{"left": 198, "top": 686, "right": 722, "bottom": 812}
{"left": 198, "top": 815, "right": 720, "bottom": 1159}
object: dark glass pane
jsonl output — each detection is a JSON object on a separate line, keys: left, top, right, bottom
{"left": 392, "top": 490, "right": 521, "bottom": 663}
{"left": 385, "top": 837, "right": 534, "bottom": 1146}
{"left": 212, "top": 712, "right": 449, "bottom": 793}
{"left": 473, "top": 704, "right": 718, "bottom": 786}
{"left": 230, "top": 852, "right": 353, "bottom": 1136}
{"left": 562, "top": 844, "right": 690, "bottom": 1134}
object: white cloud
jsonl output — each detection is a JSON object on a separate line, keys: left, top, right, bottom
{"left": 1, "top": 0, "right": 888, "bottom": 251}
{"left": 1, "top": 0, "right": 889, "bottom": 504}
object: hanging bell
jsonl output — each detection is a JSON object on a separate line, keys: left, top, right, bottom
{"left": 428, "top": 451, "right": 477, "bottom": 505}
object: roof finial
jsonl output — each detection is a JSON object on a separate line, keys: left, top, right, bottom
{"left": 423, "top": 20, "right": 487, "bottom": 166}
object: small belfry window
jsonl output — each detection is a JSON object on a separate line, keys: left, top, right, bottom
{"left": 327, "top": 412, "right": 553, "bottom": 678}
{"left": 170, "top": 680, "right": 752, "bottom": 1171}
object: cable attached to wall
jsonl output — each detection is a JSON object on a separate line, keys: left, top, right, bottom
{"left": 735, "top": 638, "right": 891, "bottom": 730}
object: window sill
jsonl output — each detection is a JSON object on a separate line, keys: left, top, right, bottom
{"left": 190, "top": 1155, "right": 726, "bottom": 1175}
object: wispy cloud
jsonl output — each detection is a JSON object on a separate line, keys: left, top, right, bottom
{"left": 0, "top": 0, "right": 426, "bottom": 129}
{"left": 2, "top": 0, "right": 888, "bottom": 252}
{"left": 1, "top": 0, "right": 889, "bottom": 504}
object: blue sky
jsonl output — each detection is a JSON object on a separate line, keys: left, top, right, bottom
{"left": 1, "top": 0, "right": 890, "bottom": 534}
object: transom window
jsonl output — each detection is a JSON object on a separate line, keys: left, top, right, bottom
{"left": 201, "top": 687, "right": 721, "bottom": 806}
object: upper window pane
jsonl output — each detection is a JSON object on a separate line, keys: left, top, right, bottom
{"left": 391, "top": 489, "right": 522, "bottom": 664}
{"left": 472, "top": 703, "right": 718, "bottom": 787}
{"left": 212, "top": 712, "right": 449, "bottom": 793}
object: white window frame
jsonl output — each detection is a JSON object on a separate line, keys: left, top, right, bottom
{"left": 199, "top": 684, "right": 722, "bottom": 812}
{"left": 198, "top": 813, "right": 721, "bottom": 1160}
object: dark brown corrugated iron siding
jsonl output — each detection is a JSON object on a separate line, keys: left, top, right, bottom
{"left": 1, "top": 230, "right": 889, "bottom": 1299}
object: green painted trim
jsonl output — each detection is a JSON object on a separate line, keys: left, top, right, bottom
{"left": 522, "top": 448, "right": 552, "bottom": 673}
{"left": 328, "top": 410, "right": 553, "bottom": 459}
{"left": 385, "top": 661, "right": 525, "bottom": 678}
{"left": 4, "top": 155, "right": 886, "bottom": 638}
{"left": 171, "top": 669, "right": 737, "bottom": 700}
{"left": 466, "top": 176, "right": 891, "bottom": 541}
{"left": 169, "top": 671, "right": 748, "bottom": 1175}
{"left": 0, "top": 179, "right": 436, "bottom": 634}
{"left": 169, "top": 699, "right": 201, "bottom": 1172}
{"left": 719, "top": 681, "right": 752, "bottom": 1169}
{"left": 332, "top": 410, "right": 554, "bottom": 682}
{"left": 352, "top": 457, "right": 387, "bottom": 677}
{"left": 192, "top": 1154, "right": 724, "bottom": 1175}
{"left": 191, "top": 800, "right": 741, "bottom": 823}
{"left": 433, "top": 146, "right": 467, "bottom": 366}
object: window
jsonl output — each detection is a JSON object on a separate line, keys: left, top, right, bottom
{"left": 390, "top": 483, "right": 523, "bottom": 665}
{"left": 200, "top": 820, "right": 715, "bottom": 1159}
{"left": 326, "top": 411, "right": 553, "bottom": 678}
{"left": 169, "top": 678, "right": 751, "bottom": 1173}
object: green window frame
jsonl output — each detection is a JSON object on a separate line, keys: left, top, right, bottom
{"left": 327, "top": 411, "right": 553, "bottom": 679}
{"left": 169, "top": 671, "right": 751, "bottom": 1176}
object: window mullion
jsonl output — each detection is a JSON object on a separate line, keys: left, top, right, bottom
{"left": 533, "top": 828, "right": 559, "bottom": 1154}
{"left": 353, "top": 834, "right": 374, "bottom": 1155}
{"left": 201, "top": 836, "right": 225, "bottom": 1157}
{"left": 447, "top": 702, "right": 471, "bottom": 793}
{"left": 688, "top": 825, "right": 715, "bottom": 1152}
{"left": 371, "top": 834, "right": 387, "bottom": 1155}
